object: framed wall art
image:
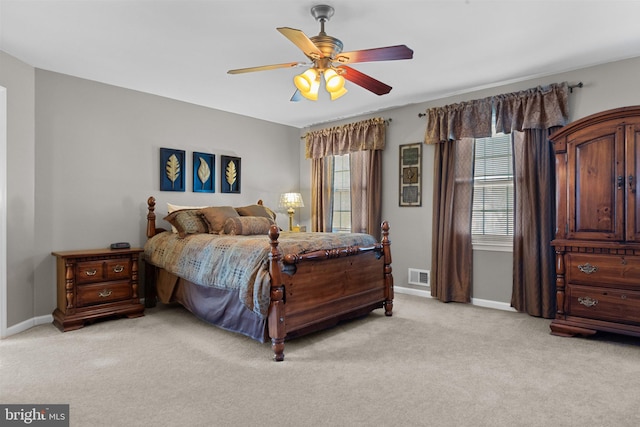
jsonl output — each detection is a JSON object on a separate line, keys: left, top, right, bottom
{"left": 399, "top": 143, "right": 422, "bottom": 206}
{"left": 193, "top": 152, "right": 215, "bottom": 193}
{"left": 160, "top": 148, "right": 185, "bottom": 192}
{"left": 221, "top": 155, "right": 241, "bottom": 194}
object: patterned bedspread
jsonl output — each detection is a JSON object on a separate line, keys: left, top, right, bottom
{"left": 144, "top": 231, "right": 377, "bottom": 317}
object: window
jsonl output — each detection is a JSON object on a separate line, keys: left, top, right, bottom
{"left": 332, "top": 154, "right": 351, "bottom": 232}
{"left": 472, "top": 133, "right": 514, "bottom": 249}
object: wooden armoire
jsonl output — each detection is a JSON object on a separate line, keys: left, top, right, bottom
{"left": 550, "top": 106, "right": 640, "bottom": 338}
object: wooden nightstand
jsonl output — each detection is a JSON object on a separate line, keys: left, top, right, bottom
{"left": 52, "top": 247, "right": 145, "bottom": 331}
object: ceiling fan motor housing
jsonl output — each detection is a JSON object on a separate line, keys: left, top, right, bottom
{"left": 310, "top": 35, "right": 343, "bottom": 70}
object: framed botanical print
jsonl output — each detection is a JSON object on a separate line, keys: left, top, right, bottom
{"left": 399, "top": 143, "right": 422, "bottom": 206}
{"left": 193, "top": 152, "right": 215, "bottom": 193}
{"left": 160, "top": 148, "right": 185, "bottom": 192}
{"left": 221, "top": 155, "right": 241, "bottom": 193}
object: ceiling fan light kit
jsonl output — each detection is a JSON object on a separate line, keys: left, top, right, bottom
{"left": 227, "top": 4, "right": 413, "bottom": 102}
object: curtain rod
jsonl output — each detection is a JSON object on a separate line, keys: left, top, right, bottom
{"left": 568, "top": 82, "right": 583, "bottom": 93}
{"left": 417, "top": 82, "right": 584, "bottom": 118}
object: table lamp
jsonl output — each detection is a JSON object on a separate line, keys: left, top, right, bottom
{"left": 279, "top": 192, "right": 304, "bottom": 231}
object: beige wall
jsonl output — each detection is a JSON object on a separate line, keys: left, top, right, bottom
{"left": 0, "top": 51, "right": 36, "bottom": 328}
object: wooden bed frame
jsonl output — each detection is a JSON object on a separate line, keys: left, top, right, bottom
{"left": 144, "top": 196, "right": 394, "bottom": 361}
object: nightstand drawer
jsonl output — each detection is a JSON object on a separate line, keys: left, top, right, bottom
{"left": 567, "top": 284, "right": 640, "bottom": 325}
{"left": 76, "top": 261, "right": 105, "bottom": 284}
{"left": 76, "top": 280, "right": 133, "bottom": 307}
{"left": 104, "top": 259, "right": 131, "bottom": 281}
{"left": 76, "top": 258, "right": 131, "bottom": 284}
{"left": 566, "top": 253, "right": 640, "bottom": 289}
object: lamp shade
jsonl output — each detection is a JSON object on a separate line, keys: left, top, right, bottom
{"left": 279, "top": 192, "right": 304, "bottom": 209}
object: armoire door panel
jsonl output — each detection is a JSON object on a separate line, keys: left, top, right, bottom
{"left": 567, "top": 126, "right": 624, "bottom": 241}
{"left": 625, "top": 123, "right": 640, "bottom": 241}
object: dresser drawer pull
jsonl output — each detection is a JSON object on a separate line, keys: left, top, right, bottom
{"left": 85, "top": 269, "right": 97, "bottom": 276}
{"left": 577, "top": 263, "right": 598, "bottom": 274}
{"left": 578, "top": 296, "right": 598, "bottom": 307}
{"left": 113, "top": 265, "right": 124, "bottom": 273}
{"left": 98, "top": 289, "right": 113, "bottom": 298}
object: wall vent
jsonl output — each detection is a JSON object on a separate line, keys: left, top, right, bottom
{"left": 408, "top": 268, "right": 430, "bottom": 288}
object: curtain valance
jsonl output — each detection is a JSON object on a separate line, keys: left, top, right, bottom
{"left": 423, "top": 82, "right": 570, "bottom": 144}
{"left": 494, "top": 82, "right": 569, "bottom": 133}
{"left": 305, "top": 117, "right": 387, "bottom": 159}
{"left": 423, "top": 98, "right": 493, "bottom": 144}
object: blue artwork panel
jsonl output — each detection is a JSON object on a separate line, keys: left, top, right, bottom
{"left": 160, "top": 148, "right": 185, "bottom": 192}
{"left": 221, "top": 155, "right": 241, "bottom": 194}
{"left": 193, "top": 152, "right": 215, "bottom": 193}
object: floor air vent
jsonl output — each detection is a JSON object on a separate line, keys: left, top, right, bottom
{"left": 408, "top": 268, "right": 430, "bottom": 287}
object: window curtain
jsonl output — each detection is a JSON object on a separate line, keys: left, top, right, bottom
{"left": 350, "top": 150, "right": 382, "bottom": 240}
{"left": 311, "top": 157, "right": 334, "bottom": 232}
{"left": 494, "top": 82, "right": 569, "bottom": 318}
{"left": 425, "top": 99, "right": 492, "bottom": 302}
{"left": 306, "top": 117, "right": 386, "bottom": 236}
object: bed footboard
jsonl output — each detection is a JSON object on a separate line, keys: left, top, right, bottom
{"left": 266, "top": 222, "right": 393, "bottom": 362}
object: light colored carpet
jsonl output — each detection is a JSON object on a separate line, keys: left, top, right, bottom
{"left": 1, "top": 293, "right": 639, "bottom": 426}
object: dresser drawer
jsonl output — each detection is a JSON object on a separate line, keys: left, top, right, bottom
{"left": 566, "top": 253, "right": 640, "bottom": 289}
{"left": 76, "top": 280, "right": 133, "bottom": 307}
{"left": 567, "top": 284, "right": 640, "bottom": 325}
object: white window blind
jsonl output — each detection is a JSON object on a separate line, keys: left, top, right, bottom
{"left": 332, "top": 154, "right": 351, "bottom": 232}
{"left": 472, "top": 133, "right": 514, "bottom": 247}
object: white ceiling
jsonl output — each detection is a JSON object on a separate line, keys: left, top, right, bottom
{"left": 2, "top": 0, "right": 640, "bottom": 129}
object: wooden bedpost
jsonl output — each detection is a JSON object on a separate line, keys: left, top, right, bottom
{"left": 382, "top": 221, "right": 393, "bottom": 317}
{"left": 145, "top": 196, "right": 158, "bottom": 308}
{"left": 267, "top": 225, "right": 286, "bottom": 361}
{"left": 147, "top": 196, "right": 158, "bottom": 238}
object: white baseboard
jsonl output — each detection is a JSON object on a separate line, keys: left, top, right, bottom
{"left": 470, "top": 298, "right": 516, "bottom": 312}
{"left": 395, "top": 286, "right": 432, "bottom": 298}
{"left": 3, "top": 314, "right": 53, "bottom": 338}
{"left": 395, "top": 286, "right": 516, "bottom": 312}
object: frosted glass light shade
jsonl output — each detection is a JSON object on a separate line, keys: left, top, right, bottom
{"left": 324, "top": 69, "right": 345, "bottom": 92}
{"left": 294, "top": 69, "right": 320, "bottom": 100}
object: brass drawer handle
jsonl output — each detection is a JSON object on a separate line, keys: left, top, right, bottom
{"left": 577, "top": 263, "right": 598, "bottom": 274}
{"left": 578, "top": 296, "right": 598, "bottom": 307}
{"left": 113, "top": 265, "right": 124, "bottom": 273}
{"left": 98, "top": 289, "right": 113, "bottom": 298}
{"left": 85, "top": 269, "right": 97, "bottom": 276}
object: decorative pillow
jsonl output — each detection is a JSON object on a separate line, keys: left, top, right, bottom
{"left": 167, "top": 203, "right": 206, "bottom": 233}
{"left": 235, "top": 204, "right": 277, "bottom": 221}
{"left": 163, "top": 209, "right": 209, "bottom": 238}
{"left": 223, "top": 216, "right": 275, "bottom": 235}
{"left": 200, "top": 206, "right": 240, "bottom": 234}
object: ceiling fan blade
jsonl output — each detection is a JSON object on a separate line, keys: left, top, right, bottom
{"left": 336, "top": 45, "right": 414, "bottom": 64}
{"left": 277, "top": 27, "right": 324, "bottom": 59}
{"left": 227, "top": 62, "right": 303, "bottom": 74}
{"left": 339, "top": 65, "right": 392, "bottom": 96}
{"left": 290, "top": 89, "right": 303, "bottom": 102}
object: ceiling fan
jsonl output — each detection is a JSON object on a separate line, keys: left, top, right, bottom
{"left": 227, "top": 4, "right": 414, "bottom": 101}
